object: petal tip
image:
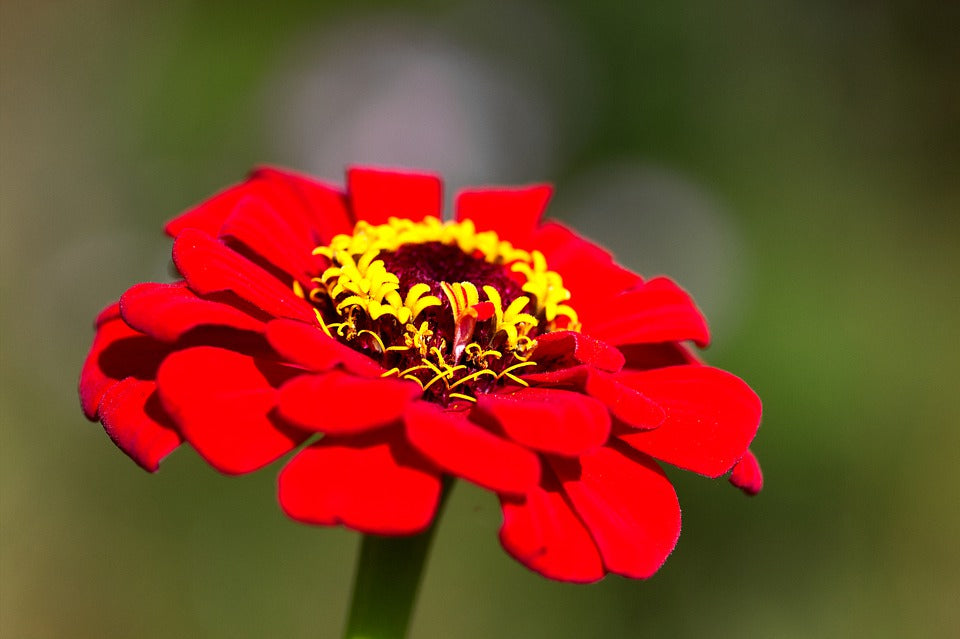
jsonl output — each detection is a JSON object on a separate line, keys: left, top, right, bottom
{"left": 729, "top": 449, "right": 763, "bottom": 496}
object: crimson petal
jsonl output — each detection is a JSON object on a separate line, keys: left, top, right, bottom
{"left": 531, "top": 222, "right": 642, "bottom": 315}
{"left": 529, "top": 330, "right": 624, "bottom": 373}
{"left": 251, "top": 167, "right": 354, "bottom": 243}
{"left": 586, "top": 277, "right": 710, "bottom": 347}
{"left": 405, "top": 401, "right": 540, "bottom": 495}
{"left": 455, "top": 184, "right": 552, "bottom": 247}
{"left": 165, "top": 167, "right": 351, "bottom": 243}
{"left": 499, "top": 477, "right": 605, "bottom": 583}
{"left": 277, "top": 371, "right": 421, "bottom": 434}
{"left": 475, "top": 388, "right": 610, "bottom": 457}
{"left": 265, "top": 319, "right": 383, "bottom": 377}
{"left": 616, "top": 366, "right": 761, "bottom": 477}
{"left": 172, "top": 229, "right": 314, "bottom": 322}
{"left": 551, "top": 446, "right": 680, "bottom": 579}
{"left": 347, "top": 167, "right": 442, "bottom": 225}
{"left": 98, "top": 378, "right": 182, "bottom": 472}
{"left": 219, "top": 195, "right": 319, "bottom": 281}
{"left": 79, "top": 303, "right": 170, "bottom": 420}
{"left": 156, "top": 347, "right": 308, "bottom": 474}
{"left": 620, "top": 342, "right": 701, "bottom": 370}
{"left": 729, "top": 449, "right": 763, "bottom": 496}
{"left": 164, "top": 170, "right": 302, "bottom": 239}
{"left": 523, "top": 366, "right": 665, "bottom": 430}
{"left": 278, "top": 430, "right": 442, "bottom": 534}
{"left": 165, "top": 177, "right": 259, "bottom": 238}
{"left": 120, "top": 282, "right": 264, "bottom": 343}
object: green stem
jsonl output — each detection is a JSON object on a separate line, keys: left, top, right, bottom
{"left": 343, "top": 481, "right": 452, "bottom": 639}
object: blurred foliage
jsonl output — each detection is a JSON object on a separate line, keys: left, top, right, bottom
{"left": 2, "top": 1, "right": 957, "bottom": 637}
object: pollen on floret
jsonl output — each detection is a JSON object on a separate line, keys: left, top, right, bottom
{"left": 298, "top": 216, "right": 580, "bottom": 404}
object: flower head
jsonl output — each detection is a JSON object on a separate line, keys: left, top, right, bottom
{"left": 79, "top": 166, "right": 762, "bottom": 582}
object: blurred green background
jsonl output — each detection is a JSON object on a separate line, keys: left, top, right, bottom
{"left": 2, "top": 1, "right": 958, "bottom": 637}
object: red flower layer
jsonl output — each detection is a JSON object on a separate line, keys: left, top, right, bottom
{"left": 79, "top": 166, "right": 762, "bottom": 583}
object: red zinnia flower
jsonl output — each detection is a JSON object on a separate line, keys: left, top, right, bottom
{"left": 79, "top": 166, "right": 762, "bottom": 583}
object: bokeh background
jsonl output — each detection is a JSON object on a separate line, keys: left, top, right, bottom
{"left": 2, "top": 1, "right": 958, "bottom": 637}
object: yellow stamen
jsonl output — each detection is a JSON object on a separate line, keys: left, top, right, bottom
{"left": 357, "top": 329, "right": 386, "bottom": 353}
{"left": 403, "top": 375, "right": 425, "bottom": 387}
{"left": 398, "top": 364, "right": 434, "bottom": 377}
{"left": 404, "top": 322, "right": 434, "bottom": 356}
{"left": 500, "top": 373, "right": 530, "bottom": 387}
{"left": 292, "top": 280, "right": 306, "bottom": 298}
{"left": 313, "top": 309, "right": 334, "bottom": 339}
{"left": 401, "top": 283, "right": 441, "bottom": 323}
{"left": 422, "top": 367, "right": 455, "bottom": 392}
{"left": 497, "top": 360, "right": 538, "bottom": 380}
{"left": 448, "top": 368, "right": 497, "bottom": 389}
{"left": 384, "top": 344, "right": 412, "bottom": 353}
{"left": 511, "top": 250, "right": 579, "bottom": 328}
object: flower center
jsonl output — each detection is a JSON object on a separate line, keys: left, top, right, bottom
{"left": 294, "top": 216, "right": 579, "bottom": 405}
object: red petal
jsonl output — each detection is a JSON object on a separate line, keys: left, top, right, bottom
{"left": 79, "top": 303, "right": 171, "bottom": 420}
{"left": 172, "top": 229, "right": 314, "bottom": 322}
{"left": 404, "top": 401, "right": 540, "bottom": 496}
{"left": 156, "top": 347, "right": 309, "bottom": 474}
{"left": 120, "top": 282, "right": 264, "bottom": 343}
{"left": 528, "top": 220, "right": 582, "bottom": 259}
{"left": 164, "top": 171, "right": 304, "bottom": 240}
{"left": 94, "top": 302, "right": 121, "bottom": 327}
{"left": 551, "top": 446, "right": 680, "bottom": 579}
{"left": 529, "top": 330, "right": 624, "bottom": 373}
{"left": 471, "top": 301, "right": 495, "bottom": 321}
{"left": 616, "top": 366, "right": 761, "bottom": 477}
{"left": 98, "top": 378, "right": 182, "bottom": 472}
{"left": 499, "top": 476, "right": 605, "bottom": 583}
{"left": 455, "top": 184, "right": 552, "bottom": 247}
{"left": 523, "top": 366, "right": 665, "bottom": 430}
{"left": 475, "top": 388, "right": 610, "bottom": 456}
{"left": 729, "top": 449, "right": 763, "bottom": 496}
{"left": 347, "top": 167, "right": 442, "bottom": 225}
{"left": 265, "top": 319, "right": 383, "bottom": 377}
{"left": 219, "top": 195, "right": 319, "bottom": 281}
{"left": 586, "top": 277, "right": 711, "bottom": 348}
{"left": 251, "top": 167, "right": 354, "bottom": 243}
{"left": 278, "top": 430, "right": 442, "bottom": 534}
{"left": 165, "top": 178, "right": 255, "bottom": 238}
{"left": 620, "top": 342, "right": 701, "bottom": 370}
{"left": 531, "top": 222, "right": 642, "bottom": 314}
{"left": 165, "top": 166, "right": 353, "bottom": 244}
{"left": 277, "top": 371, "right": 420, "bottom": 434}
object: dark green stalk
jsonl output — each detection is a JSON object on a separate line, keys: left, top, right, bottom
{"left": 342, "top": 481, "right": 452, "bottom": 639}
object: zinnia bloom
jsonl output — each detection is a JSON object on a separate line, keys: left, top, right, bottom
{"left": 79, "top": 166, "right": 762, "bottom": 583}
